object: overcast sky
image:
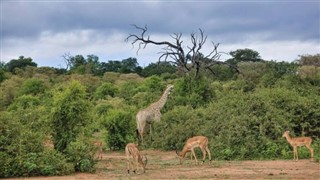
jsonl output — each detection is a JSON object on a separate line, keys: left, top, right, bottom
{"left": 1, "top": 1, "right": 319, "bottom": 68}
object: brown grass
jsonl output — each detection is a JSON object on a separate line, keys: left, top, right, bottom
{"left": 4, "top": 150, "right": 320, "bottom": 180}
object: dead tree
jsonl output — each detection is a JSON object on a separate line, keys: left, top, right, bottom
{"left": 61, "top": 52, "right": 72, "bottom": 71}
{"left": 125, "top": 25, "right": 239, "bottom": 78}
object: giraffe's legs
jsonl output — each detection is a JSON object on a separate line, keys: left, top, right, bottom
{"left": 149, "top": 123, "right": 153, "bottom": 142}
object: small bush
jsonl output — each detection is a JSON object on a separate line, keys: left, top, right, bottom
{"left": 65, "top": 137, "right": 97, "bottom": 173}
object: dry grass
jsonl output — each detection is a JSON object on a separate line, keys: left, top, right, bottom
{"left": 5, "top": 150, "right": 320, "bottom": 180}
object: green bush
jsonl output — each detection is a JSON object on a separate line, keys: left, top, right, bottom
{"left": 65, "top": 137, "right": 97, "bottom": 173}
{"left": 148, "top": 85, "right": 319, "bottom": 160}
{"left": 94, "top": 82, "right": 118, "bottom": 99}
{"left": 19, "top": 78, "right": 46, "bottom": 96}
{"left": 103, "top": 109, "right": 136, "bottom": 150}
{"left": 0, "top": 111, "right": 74, "bottom": 178}
{"left": 51, "top": 81, "right": 92, "bottom": 153}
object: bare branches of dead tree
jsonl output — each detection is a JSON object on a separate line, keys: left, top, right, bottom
{"left": 61, "top": 52, "right": 72, "bottom": 71}
{"left": 125, "top": 24, "right": 239, "bottom": 78}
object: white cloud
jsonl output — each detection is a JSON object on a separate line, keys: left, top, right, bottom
{"left": 1, "top": 29, "right": 319, "bottom": 68}
{"left": 220, "top": 40, "right": 320, "bottom": 61}
{"left": 2, "top": 29, "right": 136, "bottom": 67}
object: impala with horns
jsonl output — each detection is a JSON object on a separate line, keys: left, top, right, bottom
{"left": 125, "top": 143, "right": 148, "bottom": 174}
{"left": 176, "top": 136, "right": 211, "bottom": 165}
{"left": 282, "top": 130, "right": 314, "bottom": 161}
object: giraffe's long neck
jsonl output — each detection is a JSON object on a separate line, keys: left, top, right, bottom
{"left": 154, "top": 87, "right": 171, "bottom": 110}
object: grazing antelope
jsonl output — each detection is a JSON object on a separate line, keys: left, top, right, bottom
{"left": 125, "top": 143, "right": 148, "bottom": 174}
{"left": 282, "top": 130, "right": 314, "bottom": 161}
{"left": 176, "top": 136, "right": 211, "bottom": 165}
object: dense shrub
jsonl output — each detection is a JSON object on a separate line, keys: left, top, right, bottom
{"left": 1, "top": 59, "right": 320, "bottom": 178}
{"left": 18, "top": 78, "right": 46, "bottom": 96}
{"left": 102, "top": 109, "right": 136, "bottom": 150}
{"left": 65, "top": 136, "right": 97, "bottom": 172}
{"left": 94, "top": 82, "right": 118, "bottom": 99}
{"left": 51, "top": 81, "right": 92, "bottom": 153}
{"left": 150, "top": 85, "right": 320, "bottom": 160}
{"left": 173, "top": 76, "right": 215, "bottom": 108}
{"left": 0, "top": 111, "right": 73, "bottom": 178}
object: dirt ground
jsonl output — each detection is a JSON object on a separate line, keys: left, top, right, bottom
{"left": 5, "top": 150, "right": 320, "bottom": 180}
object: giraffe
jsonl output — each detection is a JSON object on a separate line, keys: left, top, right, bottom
{"left": 136, "top": 84, "right": 174, "bottom": 143}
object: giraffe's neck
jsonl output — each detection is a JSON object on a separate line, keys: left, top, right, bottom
{"left": 154, "top": 87, "right": 171, "bottom": 110}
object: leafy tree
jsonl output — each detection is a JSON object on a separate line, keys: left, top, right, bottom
{"left": 227, "top": 48, "right": 262, "bottom": 65}
{"left": 0, "top": 61, "right": 6, "bottom": 83}
{"left": 99, "top": 58, "right": 141, "bottom": 74}
{"left": 237, "top": 61, "right": 267, "bottom": 86}
{"left": 119, "top": 57, "right": 140, "bottom": 73}
{"left": 101, "top": 60, "right": 122, "bottom": 72}
{"left": 70, "top": 55, "right": 86, "bottom": 70}
{"left": 297, "top": 54, "right": 320, "bottom": 66}
{"left": 84, "top": 55, "right": 100, "bottom": 75}
{"left": 5, "top": 56, "right": 37, "bottom": 73}
{"left": 141, "top": 62, "right": 177, "bottom": 77}
{"left": 294, "top": 54, "right": 320, "bottom": 85}
{"left": 0, "top": 69, "right": 6, "bottom": 84}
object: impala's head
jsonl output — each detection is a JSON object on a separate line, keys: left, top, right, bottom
{"left": 175, "top": 150, "right": 183, "bottom": 165}
{"left": 282, "top": 130, "right": 289, "bottom": 138}
{"left": 141, "top": 155, "right": 148, "bottom": 172}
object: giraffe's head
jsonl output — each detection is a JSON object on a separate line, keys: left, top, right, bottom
{"left": 166, "top": 84, "right": 174, "bottom": 94}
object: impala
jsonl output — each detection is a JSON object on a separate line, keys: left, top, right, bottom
{"left": 125, "top": 143, "right": 148, "bottom": 174}
{"left": 92, "top": 140, "right": 103, "bottom": 160}
{"left": 282, "top": 130, "right": 314, "bottom": 161}
{"left": 42, "top": 138, "right": 54, "bottom": 149}
{"left": 176, "top": 136, "right": 212, "bottom": 165}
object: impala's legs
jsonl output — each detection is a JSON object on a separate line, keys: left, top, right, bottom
{"left": 191, "top": 149, "right": 198, "bottom": 165}
{"left": 293, "top": 146, "right": 298, "bottom": 161}
{"left": 305, "top": 144, "right": 314, "bottom": 160}
{"left": 126, "top": 158, "right": 130, "bottom": 174}
{"left": 200, "top": 147, "right": 206, "bottom": 164}
{"left": 206, "top": 146, "right": 212, "bottom": 164}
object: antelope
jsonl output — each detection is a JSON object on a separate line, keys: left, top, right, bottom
{"left": 282, "top": 130, "right": 314, "bottom": 161}
{"left": 92, "top": 140, "right": 103, "bottom": 160}
{"left": 125, "top": 143, "right": 148, "bottom": 174}
{"left": 42, "top": 138, "right": 54, "bottom": 149}
{"left": 176, "top": 136, "right": 211, "bottom": 165}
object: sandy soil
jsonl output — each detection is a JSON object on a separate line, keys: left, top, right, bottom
{"left": 4, "top": 150, "right": 320, "bottom": 180}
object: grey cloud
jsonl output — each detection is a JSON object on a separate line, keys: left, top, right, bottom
{"left": 2, "top": 1, "right": 319, "bottom": 42}
{"left": 1, "top": 1, "right": 319, "bottom": 66}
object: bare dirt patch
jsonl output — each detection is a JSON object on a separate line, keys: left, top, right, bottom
{"left": 5, "top": 150, "right": 320, "bottom": 180}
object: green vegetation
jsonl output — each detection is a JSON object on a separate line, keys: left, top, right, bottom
{"left": 0, "top": 53, "right": 319, "bottom": 178}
